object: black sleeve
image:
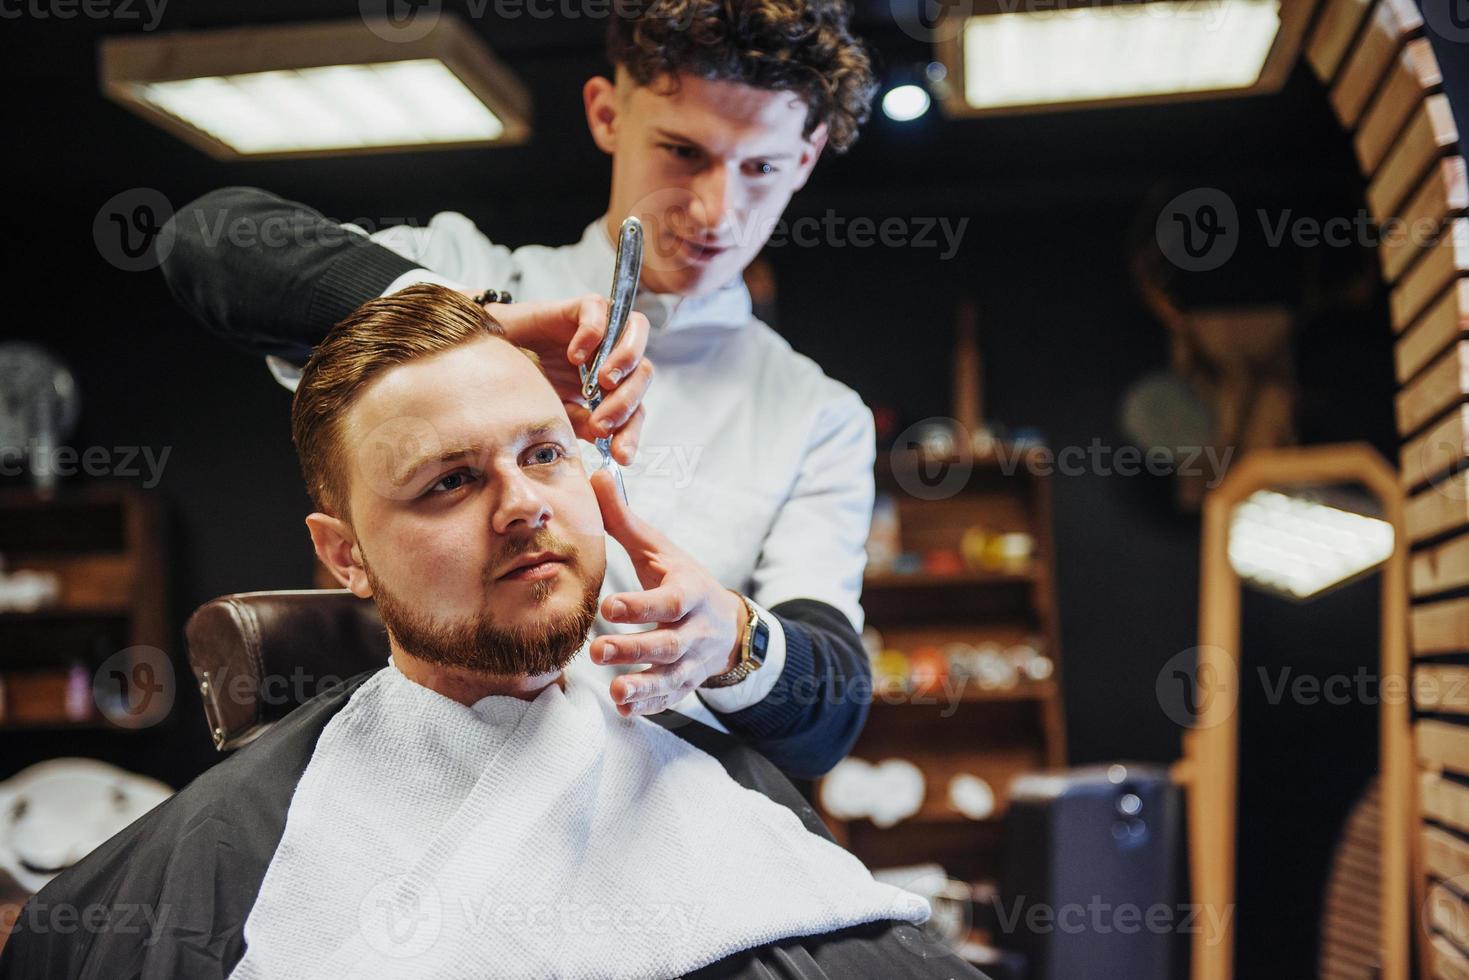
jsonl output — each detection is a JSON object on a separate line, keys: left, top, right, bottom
{"left": 703, "top": 598, "right": 871, "bottom": 781}
{"left": 160, "top": 186, "right": 420, "bottom": 364}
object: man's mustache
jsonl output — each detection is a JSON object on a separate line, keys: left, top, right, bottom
{"left": 486, "top": 531, "right": 581, "bottom": 582}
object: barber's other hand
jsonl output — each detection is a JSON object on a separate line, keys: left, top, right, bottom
{"left": 589, "top": 469, "right": 746, "bottom": 717}
{"left": 467, "top": 291, "right": 653, "bottom": 465}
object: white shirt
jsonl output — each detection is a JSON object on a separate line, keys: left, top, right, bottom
{"left": 266, "top": 215, "right": 876, "bottom": 731}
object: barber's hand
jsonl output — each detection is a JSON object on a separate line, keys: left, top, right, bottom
{"left": 466, "top": 291, "right": 653, "bottom": 465}
{"left": 589, "top": 469, "right": 746, "bottom": 717}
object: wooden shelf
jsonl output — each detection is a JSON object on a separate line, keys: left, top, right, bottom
{"left": 0, "top": 486, "right": 169, "bottom": 733}
{"left": 822, "top": 422, "right": 1065, "bottom": 887}
{"left": 879, "top": 444, "right": 1050, "bottom": 482}
{"left": 0, "top": 607, "right": 132, "bottom": 622}
{"left": 870, "top": 679, "right": 1057, "bottom": 707}
{"left": 864, "top": 568, "right": 1035, "bottom": 589}
{"left": 846, "top": 809, "right": 1002, "bottom": 828}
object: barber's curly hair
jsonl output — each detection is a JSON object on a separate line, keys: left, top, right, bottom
{"left": 606, "top": 0, "right": 878, "bottom": 154}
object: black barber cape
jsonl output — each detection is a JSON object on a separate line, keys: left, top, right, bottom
{"left": 0, "top": 672, "right": 987, "bottom": 980}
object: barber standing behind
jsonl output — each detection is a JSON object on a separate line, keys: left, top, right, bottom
{"left": 161, "top": 0, "right": 880, "bottom": 780}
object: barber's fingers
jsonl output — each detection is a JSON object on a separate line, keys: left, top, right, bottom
{"left": 602, "top": 581, "right": 695, "bottom": 625}
{"left": 564, "top": 387, "right": 647, "bottom": 457}
{"left": 486, "top": 294, "right": 594, "bottom": 349}
{"left": 608, "top": 405, "right": 644, "bottom": 466}
{"left": 592, "top": 628, "right": 682, "bottom": 665}
{"left": 590, "top": 358, "right": 653, "bottom": 438}
{"left": 615, "top": 691, "right": 673, "bottom": 717}
{"left": 610, "top": 660, "right": 701, "bottom": 717}
{"left": 590, "top": 468, "right": 668, "bottom": 563}
{"left": 566, "top": 297, "right": 650, "bottom": 382}
{"left": 599, "top": 310, "right": 649, "bottom": 389}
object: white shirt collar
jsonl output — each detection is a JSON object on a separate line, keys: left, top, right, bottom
{"left": 567, "top": 217, "right": 752, "bottom": 334}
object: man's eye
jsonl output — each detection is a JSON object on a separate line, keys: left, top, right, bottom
{"left": 528, "top": 445, "right": 565, "bottom": 466}
{"left": 662, "top": 143, "right": 700, "bottom": 161}
{"left": 429, "top": 469, "right": 478, "bottom": 494}
{"left": 747, "top": 161, "right": 776, "bottom": 176}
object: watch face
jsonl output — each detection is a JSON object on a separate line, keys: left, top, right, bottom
{"left": 749, "top": 618, "right": 770, "bottom": 665}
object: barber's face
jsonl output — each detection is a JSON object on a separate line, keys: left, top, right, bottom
{"left": 588, "top": 70, "right": 827, "bottom": 298}
{"left": 334, "top": 337, "right": 607, "bottom": 672}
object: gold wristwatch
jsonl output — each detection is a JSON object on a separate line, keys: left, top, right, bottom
{"left": 700, "top": 592, "right": 770, "bottom": 689}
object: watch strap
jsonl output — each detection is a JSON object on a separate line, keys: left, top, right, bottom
{"left": 701, "top": 592, "right": 765, "bottom": 689}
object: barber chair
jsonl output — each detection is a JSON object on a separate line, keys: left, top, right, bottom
{"left": 184, "top": 590, "right": 389, "bottom": 751}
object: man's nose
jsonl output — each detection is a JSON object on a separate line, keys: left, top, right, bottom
{"left": 687, "top": 165, "right": 737, "bottom": 238}
{"left": 490, "top": 470, "right": 552, "bottom": 534}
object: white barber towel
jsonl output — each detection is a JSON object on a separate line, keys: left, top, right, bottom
{"left": 228, "top": 659, "right": 929, "bottom": 980}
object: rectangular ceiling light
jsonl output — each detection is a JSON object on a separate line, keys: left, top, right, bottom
{"left": 1228, "top": 490, "right": 1395, "bottom": 601}
{"left": 100, "top": 17, "right": 530, "bottom": 160}
{"left": 937, "top": 0, "right": 1309, "bottom": 116}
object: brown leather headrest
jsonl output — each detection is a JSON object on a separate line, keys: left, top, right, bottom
{"left": 184, "top": 590, "right": 390, "bottom": 751}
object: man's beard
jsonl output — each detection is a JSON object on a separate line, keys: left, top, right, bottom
{"left": 363, "top": 533, "right": 601, "bottom": 677}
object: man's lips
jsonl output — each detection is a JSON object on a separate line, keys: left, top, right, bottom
{"left": 496, "top": 551, "right": 569, "bottom": 582}
{"left": 673, "top": 235, "right": 731, "bottom": 262}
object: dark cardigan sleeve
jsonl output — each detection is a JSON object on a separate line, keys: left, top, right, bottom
{"left": 160, "top": 186, "right": 419, "bottom": 363}
{"left": 703, "top": 598, "right": 871, "bottom": 781}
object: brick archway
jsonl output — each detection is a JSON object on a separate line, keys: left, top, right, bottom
{"left": 1272, "top": 2, "right": 1463, "bottom": 979}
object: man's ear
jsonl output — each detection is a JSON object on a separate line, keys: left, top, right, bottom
{"left": 583, "top": 74, "right": 619, "bottom": 155}
{"left": 305, "top": 513, "right": 373, "bottom": 598}
{"left": 791, "top": 123, "right": 829, "bottom": 192}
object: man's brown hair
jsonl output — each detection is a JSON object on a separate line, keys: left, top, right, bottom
{"left": 291, "top": 284, "right": 530, "bottom": 519}
{"left": 606, "top": 0, "right": 878, "bottom": 154}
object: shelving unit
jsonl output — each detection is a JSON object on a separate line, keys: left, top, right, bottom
{"left": 817, "top": 445, "right": 1065, "bottom": 886}
{"left": 0, "top": 486, "right": 168, "bottom": 730}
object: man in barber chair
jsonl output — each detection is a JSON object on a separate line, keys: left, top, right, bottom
{"left": 0, "top": 286, "right": 985, "bottom": 980}
{"left": 163, "top": 0, "right": 881, "bottom": 783}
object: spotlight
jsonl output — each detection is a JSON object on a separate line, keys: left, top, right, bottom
{"left": 882, "top": 84, "right": 930, "bottom": 122}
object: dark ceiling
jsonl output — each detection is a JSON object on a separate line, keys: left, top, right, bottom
{"left": 4, "top": 0, "right": 1364, "bottom": 240}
